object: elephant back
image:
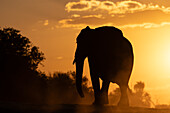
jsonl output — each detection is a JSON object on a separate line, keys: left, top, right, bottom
{"left": 89, "top": 26, "right": 132, "bottom": 57}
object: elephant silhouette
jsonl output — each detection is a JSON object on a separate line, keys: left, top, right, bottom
{"left": 73, "top": 26, "right": 134, "bottom": 106}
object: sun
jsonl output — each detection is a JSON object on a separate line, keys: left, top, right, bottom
{"left": 160, "top": 47, "right": 170, "bottom": 68}
{"left": 153, "top": 40, "right": 170, "bottom": 74}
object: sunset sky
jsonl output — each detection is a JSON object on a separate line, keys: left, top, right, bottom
{"left": 1, "top": 0, "right": 170, "bottom": 104}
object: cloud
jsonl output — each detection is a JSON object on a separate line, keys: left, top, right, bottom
{"left": 58, "top": 16, "right": 107, "bottom": 29}
{"left": 65, "top": 1, "right": 91, "bottom": 12}
{"left": 57, "top": 57, "right": 63, "bottom": 60}
{"left": 71, "top": 14, "right": 81, "bottom": 18}
{"left": 58, "top": 16, "right": 170, "bottom": 29}
{"left": 57, "top": 0, "right": 170, "bottom": 29}
{"left": 65, "top": 0, "right": 170, "bottom": 14}
{"left": 44, "top": 20, "right": 49, "bottom": 26}
{"left": 82, "top": 14, "right": 103, "bottom": 18}
{"left": 58, "top": 19, "right": 85, "bottom": 28}
{"left": 109, "top": 1, "right": 146, "bottom": 14}
{"left": 58, "top": 9, "right": 170, "bottom": 29}
{"left": 99, "top": 1, "right": 116, "bottom": 10}
{"left": 119, "top": 22, "right": 170, "bottom": 29}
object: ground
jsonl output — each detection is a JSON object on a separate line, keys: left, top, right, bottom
{"left": 0, "top": 102, "right": 169, "bottom": 113}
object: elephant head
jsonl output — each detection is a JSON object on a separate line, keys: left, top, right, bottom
{"left": 73, "top": 26, "right": 91, "bottom": 97}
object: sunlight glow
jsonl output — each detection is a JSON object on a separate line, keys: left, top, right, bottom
{"left": 158, "top": 45, "right": 170, "bottom": 70}
{"left": 152, "top": 34, "right": 170, "bottom": 76}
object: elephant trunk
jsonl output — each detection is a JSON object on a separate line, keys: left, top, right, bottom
{"left": 74, "top": 58, "right": 85, "bottom": 98}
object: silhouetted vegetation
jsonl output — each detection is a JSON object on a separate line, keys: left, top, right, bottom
{"left": 109, "top": 81, "right": 152, "bottom": 107}
{"left": 130, "top": 81, "right": 152, "bottom": 107}
{"left": 0, "top": 27, "right": 46, "bottom": 104}
{"left": 0, "top": 27, "right": 94, "bottom": 105}
{"left": 0, "top": 28, "right": 45, "bottom": 71}
{"left": 45, "top": 71, "right": 94, "bottom": 104}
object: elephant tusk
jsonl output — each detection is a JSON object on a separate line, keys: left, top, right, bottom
{"left": 73, "top": 59, "right": 76, "bottom": 65}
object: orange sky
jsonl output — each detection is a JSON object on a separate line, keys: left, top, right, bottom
{"left": 1, "top": 0, "right": 170, "bottom": 104}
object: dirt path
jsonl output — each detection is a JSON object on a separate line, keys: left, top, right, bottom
{"left": 0, "top": 103, "right": 169, "bottom": 113}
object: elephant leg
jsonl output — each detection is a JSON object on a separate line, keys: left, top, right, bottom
{"left": 100, "top": 80, "right": 110, "bottom": 104}
{"left": 90, "top": 73, "right": 101, "bottom": 105}
{"left": 118, "top": 85, "right": 129, "bottom": 107}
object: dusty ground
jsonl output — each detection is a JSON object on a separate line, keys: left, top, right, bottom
{"left": 0, "top": 102, "right": 169, "bottom": 113}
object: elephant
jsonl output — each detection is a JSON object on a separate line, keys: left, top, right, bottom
{"left": 73, "top": 26, "right": 134, "bottom": 106}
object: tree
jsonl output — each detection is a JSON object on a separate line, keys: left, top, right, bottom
{"left": 109, "top": 81, "right": 152, "bottom": 107}
{"left": 0, "top": 27, "right": 45, "bottom": 73}
{"left": 134, "top": 81, "right": 145, "bottom": 93}
{"left": 130, "top": 81, "right": 152, "bottom": 107}
{"left": 0, "top": 27, "right": 46, "bottom": 104}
